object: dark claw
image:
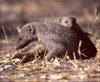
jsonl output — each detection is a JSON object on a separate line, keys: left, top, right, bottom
{"left": 12, "top": 52, "right": 34, "bottom": 64}
{"left": 19, "top": 53, "right": 34, "bottom": 64}
{"left": 12, "top": 53, "right": 24, "bottom": 59}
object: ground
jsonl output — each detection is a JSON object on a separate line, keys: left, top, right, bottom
{"left": 0, "top": 38, "right": 100, "bottom": 82}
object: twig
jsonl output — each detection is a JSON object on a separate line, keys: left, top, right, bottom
{"left": 2, "top": 25, "right": 13, "bottom": 60}
{"left": 2, "top": 25, "right": 9, "bottom": 44}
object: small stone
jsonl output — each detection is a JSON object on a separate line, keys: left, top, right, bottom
{"left": 4, "top": 64, "right": 16, "bottom": 71}
{"left": 40, "top": 74, "right": 47, "bottom": 79}
{"left": 48, "top": 74, "right": 62, "bottom": 80}
{"left": 18, "top": 74, "right": 25, "bottom": 78}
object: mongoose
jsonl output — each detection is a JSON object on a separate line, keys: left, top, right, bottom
{"left": 14, "top": 17, "right": 97, "bottom": 63}
{"left": 15, "top": 21, "right": 80, "bottom": 61}
{"left": 59, "top": 16, "right": 97, "bottom": 59}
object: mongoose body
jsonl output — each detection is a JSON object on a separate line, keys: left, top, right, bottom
{"left": 59, "top": 16, "right": 97, "bottom": 59}
{"left": 16, "top": 22, "right": 80, "bottom": 60}
{"left": 15, "top": 17, "right": 97, "bottom": 62}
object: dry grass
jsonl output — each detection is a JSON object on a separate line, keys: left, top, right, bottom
{"left": 0, "top": 30, "right": 100, "bottom": 82}
{"left": 0, "top": 1, "right": 100, "bottom": 82}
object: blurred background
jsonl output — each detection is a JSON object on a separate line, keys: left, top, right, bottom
{"left": 0, "top": 0, "right": 100, "bottom": 42}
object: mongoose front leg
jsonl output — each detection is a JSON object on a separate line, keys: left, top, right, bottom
{"left": 45, "top": 47, "right": 66, "bottom": 61}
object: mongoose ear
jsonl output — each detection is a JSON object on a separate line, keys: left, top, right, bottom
{"left": 28, "top": 24, "right": 35, "bottom": 34}
{"left": 72, "top": 17, "right": 76, "bottom": 23}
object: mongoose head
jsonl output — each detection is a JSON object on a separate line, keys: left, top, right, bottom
{"left": 16, "top": 23, "right": 38, "bottom": 50}
{"left": 59, "top": 16, "right": 76, "bottom": 28}
{"left": 59, "top": 16, "right": 91, "bottom": 36}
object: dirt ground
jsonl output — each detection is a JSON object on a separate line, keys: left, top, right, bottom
{"left": 0, "top": 39, "right": 100, "bottom": 82}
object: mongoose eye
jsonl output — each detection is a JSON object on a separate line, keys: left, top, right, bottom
{"left": 65, "top": 21, "right": 68, "bottom": 23}
{"left": 27, "top": 25, "right": 35, "bottom": 34}
{"left": 28, "top": 26, "right": 31, "bottom": 32}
